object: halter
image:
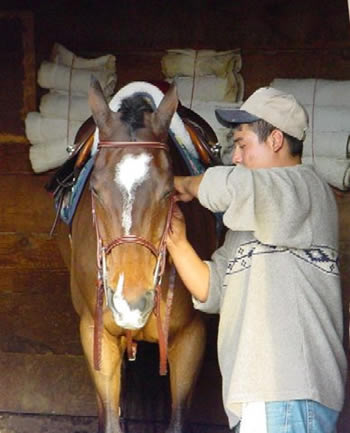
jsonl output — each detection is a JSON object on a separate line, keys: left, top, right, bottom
{"left": 92, "top": 140, "right": 176, "bottom": 375}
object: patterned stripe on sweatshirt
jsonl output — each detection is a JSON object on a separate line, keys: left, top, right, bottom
{"left": 226, "top": 240, "right": 339, "bottom": 276}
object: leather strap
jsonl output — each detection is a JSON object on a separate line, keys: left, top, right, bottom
{"left": 91, "top": 141, "right": 175, "bottom": 374}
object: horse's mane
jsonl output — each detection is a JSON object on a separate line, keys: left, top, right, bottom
{"left": 117, "top": 92, "right": 212, "bottom": 178}
{"left": 119, "top": 94, "right": 154, "bottom": 131}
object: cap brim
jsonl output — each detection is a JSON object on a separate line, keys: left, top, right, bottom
{"left": 215, "top": 108, "right": 260, "bottom": 128}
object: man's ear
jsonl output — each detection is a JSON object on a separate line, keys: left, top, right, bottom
{"left": 269, "top": 129, "right": 284, "bottom": 152}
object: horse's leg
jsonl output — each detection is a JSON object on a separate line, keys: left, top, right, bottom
{"left": 80, "top": 313, "right": 124, "bottom": 433}
{"left": 166, "top": 313, "right": 206, "bottom": 433}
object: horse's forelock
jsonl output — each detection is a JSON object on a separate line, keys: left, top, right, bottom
{"left": 119, "top": 94, "right": 155, "bottom": 131}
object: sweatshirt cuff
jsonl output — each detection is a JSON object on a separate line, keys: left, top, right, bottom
{"left": 198, "top": 166, "right": 235, "bottom": 213}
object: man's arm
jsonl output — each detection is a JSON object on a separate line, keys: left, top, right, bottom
{"left": 173, "top": 175, "right": 204, "bottom": 202}
{"left": 166, "top": 205, "right": 209, "bottom": 302}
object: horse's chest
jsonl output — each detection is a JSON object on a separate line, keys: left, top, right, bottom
{"left": 104, "top": 310, "right": 159, "bottom": 343}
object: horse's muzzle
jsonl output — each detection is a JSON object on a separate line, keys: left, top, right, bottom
{"left": 106, "top": 274, "right": 155, "bottom": 330}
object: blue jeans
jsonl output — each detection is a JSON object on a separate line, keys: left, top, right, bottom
{"left": 235, "top": 400, "right": 339, "bottom": 433}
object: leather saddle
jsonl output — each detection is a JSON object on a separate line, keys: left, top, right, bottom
{"left": 46, "top": 104, "right": 222, "bottom": 196}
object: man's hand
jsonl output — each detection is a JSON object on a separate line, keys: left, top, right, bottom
{"left": 174, "top": 174, "right": 204, "bottom": 202}
{"left": 166, "top": 204, "right": 187, "bottom": 251}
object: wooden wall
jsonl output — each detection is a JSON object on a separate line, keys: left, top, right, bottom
{"left": 0, "top": 0, "right": 349, "bottom": 431}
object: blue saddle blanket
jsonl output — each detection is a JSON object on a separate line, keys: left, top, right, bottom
{"left": 59, "top": 156, "right": 95, "bottom": 225}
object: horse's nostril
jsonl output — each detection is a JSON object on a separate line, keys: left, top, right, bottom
{"left": 129, "top": 296, "right": 146, "bottom": 311}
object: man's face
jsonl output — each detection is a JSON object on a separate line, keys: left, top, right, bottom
{"left": 232, "top": 124, "right": 274, "bottom": 169}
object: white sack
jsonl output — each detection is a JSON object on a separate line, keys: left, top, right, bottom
{"left": 29, "top": 140, "right": 70, "bottom": 173}
{"left": 303, "top": 131, "right": 350, "bottom": 158}
{"left": 271, "top": 78, "right": 350, "bottom": 107}
{"left": 161, "top": 48, "right": 242, "bottom": 78}
{"left": 51, "top": 42, "right": 116, "bottom": 71}
{"left": 182, "top": 100, "right": 241, "bottom": 129}
{"left": 174, "top": 72, "right": 243, "bottom": 103}
{"left": 302, "top": 156, "right": 350, "bottom": 190}
{"left": 25, "top": 112, "right": 82, "bottom": 144}
{"left": 39, "top": 91, "right": 90, "bottom": 122}
{"left": 38, "top": 61, "right": 117, "bottom": 96}
{"left": 303, "top": 105, "right": 350, "bottom": 132}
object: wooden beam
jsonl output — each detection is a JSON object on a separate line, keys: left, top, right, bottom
{"left": 0, "top": 11, "right": 36, "bottom": 143}
{"left": 0, "top": 352, "right": 96, "bottom": 415}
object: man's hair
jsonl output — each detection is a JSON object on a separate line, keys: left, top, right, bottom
{"left": 247, "top": 119, "right": 303, "bottom": 157}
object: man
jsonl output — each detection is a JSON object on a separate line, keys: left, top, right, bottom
{"left": 166, "top": 87, "right": 347, "bottom": 433}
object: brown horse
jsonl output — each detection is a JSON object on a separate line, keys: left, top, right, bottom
{"left": 55, "top": 78, "right": 217, "bottom": 433}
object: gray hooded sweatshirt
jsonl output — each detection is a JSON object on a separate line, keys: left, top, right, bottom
{"left": 195, "top": 163, "right": 347, "bottom": 428}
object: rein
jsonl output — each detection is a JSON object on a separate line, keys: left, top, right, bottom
{"left": 92, "top": 140, "right": 176, "bottom": 375}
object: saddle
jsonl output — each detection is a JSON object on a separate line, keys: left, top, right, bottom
{"left": 45, "top": 116, "right": 96, "bottom": 196}
{"left": 177, "top": 104, "right": 221, "bottom": 167}
{"left": 45, "top": 105, "right": 222, "bottom": 230}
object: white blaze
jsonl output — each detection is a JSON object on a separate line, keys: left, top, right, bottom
{"left": 112, "top": 273, "right": 142, "bottom": 327}
{"left": 115, "top": 153, "right": 152, "bottom": 234}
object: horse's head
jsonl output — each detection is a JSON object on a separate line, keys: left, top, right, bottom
{"left": 88, "top": 78, "right": 178, "bottom": 330}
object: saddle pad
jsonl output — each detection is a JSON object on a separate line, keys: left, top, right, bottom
{"left": 59, "top": 155, "right": 95, "bottom": 225}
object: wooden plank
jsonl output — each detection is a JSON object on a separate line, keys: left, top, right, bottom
{"left": 0, "top": 413, "right": 97, "bottom": 433}
{"left": 241, "top": 49, "right": 350, "bottom": 98}
{"left": 0, "top": 142, "right": 32, "bottom": 174}
{"left": 0, "top": 174, "right": 58, "bottom": 233}
{"left": 0, "top": 413, "right": 231, "bottom": 433}
{"left": 116, "top": 51, "right": 165, "bottom": 88}
{"left": 336, "top": 193, "right": 350, "bottom": 242}
{"left": 0, "top": 233, "right": 66, "bottom": 270}
{"left": 0, "top": 267, "right": 68, "bottom": 292}
{"left": 0, "top": 351, "right": 226, "bottom": 425}
{"left": 0, "top": 11, "right": 36, "bottom": 142}
{"left": 0, "top": 269, "right": 81, "bottom": 356}
{"left": 0, "top": 352, "right": 96, "bottom": 415}
{"left": 0, "top": 230, "right": 78, "bottom": 355}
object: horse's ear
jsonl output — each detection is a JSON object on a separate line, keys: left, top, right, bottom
{"left": 88, "top": 75, "right": 111, "bottom": 131}
{"left": 152, "top": 82, "right": 178, "bottom": 140}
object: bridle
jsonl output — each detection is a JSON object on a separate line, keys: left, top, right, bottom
{"left": 91, "top": 140, "right": 176, "bottom": 375}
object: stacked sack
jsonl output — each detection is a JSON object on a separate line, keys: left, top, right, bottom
{"left": 161, "top": 48, "right": 244, "bottom": 162}
{"left": 25, "top": 43, "right": 117, "bottom": 173}
{"left": 271, "top": 78, "right": 350, "bottom": 191}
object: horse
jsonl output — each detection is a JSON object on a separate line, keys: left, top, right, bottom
{"left": 52, "top": 77, "right": 217, "bottom": 433}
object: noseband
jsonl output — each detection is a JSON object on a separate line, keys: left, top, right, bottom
{"left": 92, "top": 140, "right": 175, "bottom": 375}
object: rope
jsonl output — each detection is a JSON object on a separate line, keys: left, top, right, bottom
{"left": 310, "top": 45, "right": 325, "bottom": 164}
{"left": 189, "top": 50, "right": 198, "bottom": 110}
{"left": 66, "top": 54, "right": 76, "bottom": 153}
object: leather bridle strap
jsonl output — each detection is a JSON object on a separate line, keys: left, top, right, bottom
{"left": 92, "top": 140, "right": 175, "bottom": 375}
{"left": 105, "top": 235, "right": 158, "bottom": 257}
{"left": 98, "top": 140, "right": 169, "bottom": 152}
